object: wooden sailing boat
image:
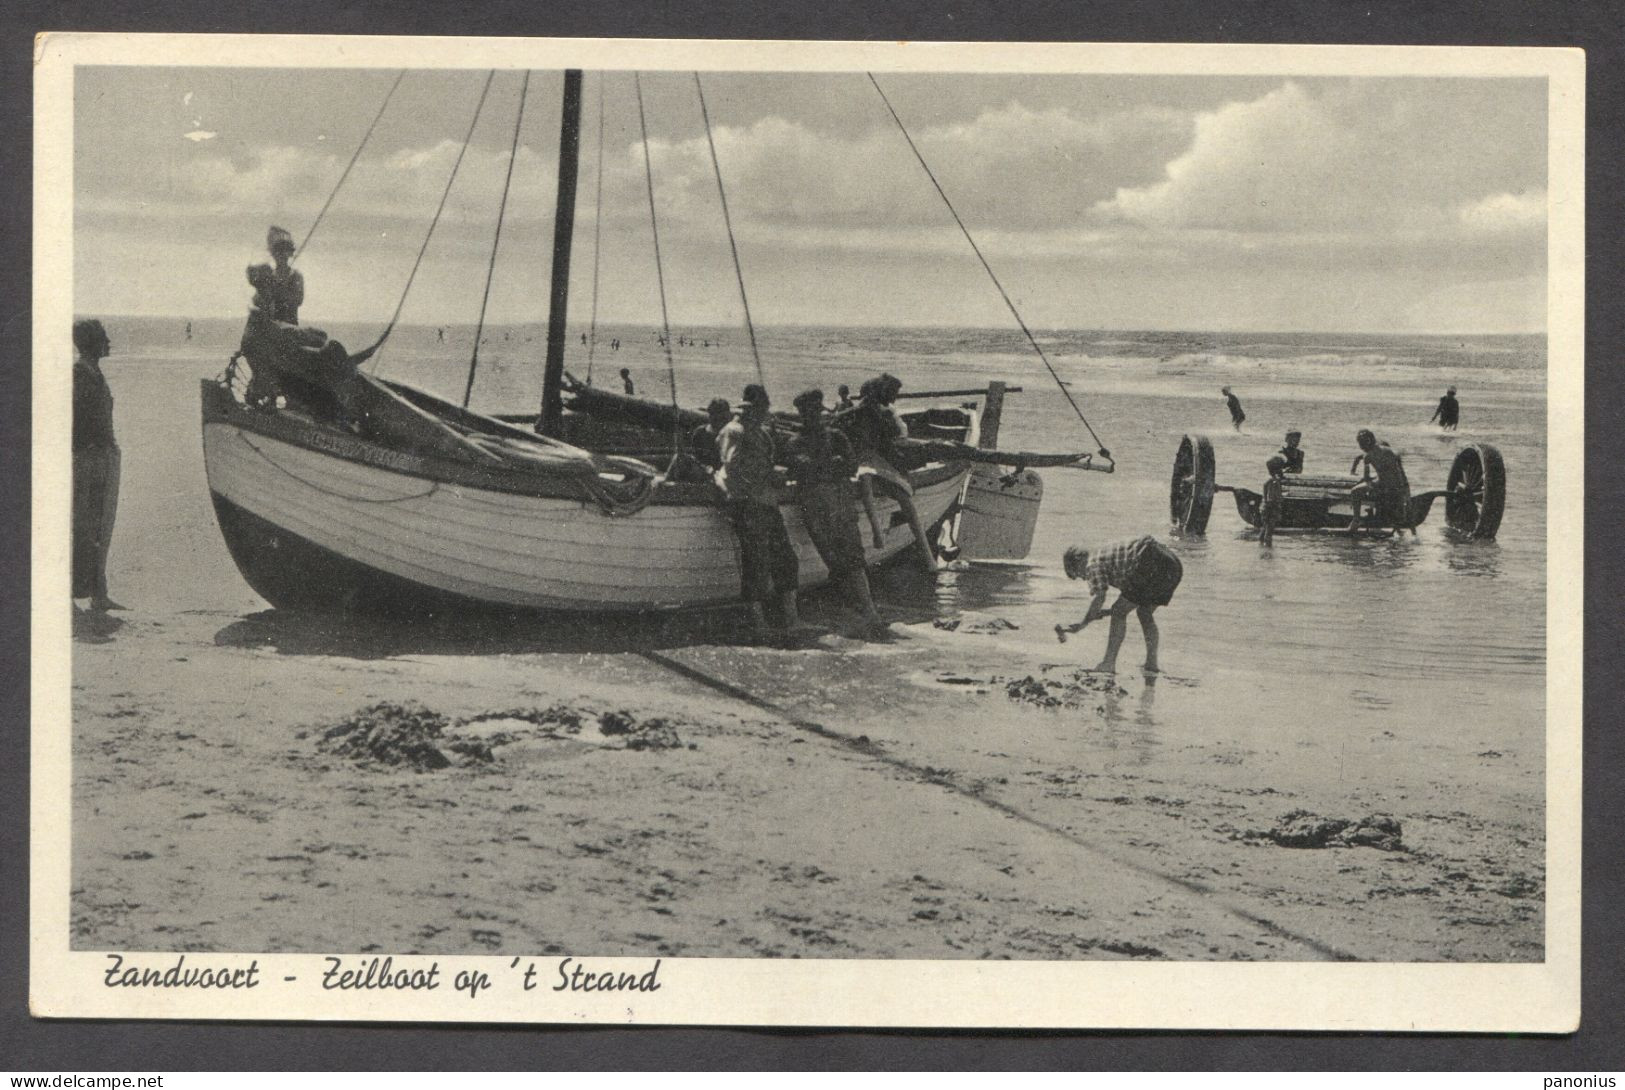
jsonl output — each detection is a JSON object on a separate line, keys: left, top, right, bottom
{"left": 200, "top": 69, "right": 1108, "bottom": 615}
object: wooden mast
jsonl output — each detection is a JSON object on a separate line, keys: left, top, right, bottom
{"left": 538, "top": 69, "right": 584, "bottom": 436}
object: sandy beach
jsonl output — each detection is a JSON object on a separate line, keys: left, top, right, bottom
{"left": 71, "top": 596, "right": 1541, "bottom": 963}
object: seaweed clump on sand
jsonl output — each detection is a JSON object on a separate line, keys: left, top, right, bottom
{"left": 461, "top": 705, "right": 586, "bottom": 744}
{"left": 934, "top": 612, "right": 1020, "bottom": 634}
{"left": 318, "top": 701, "right": 489, "bottom": 772}
{"left": 597, "top": 710, "right": 685, "bottom": 751}
{"left": 1248, "top": 810, "right": 1405, "bottom": 852}
{"left": 1004, "top": 671, "right": 1128, "bottom": 710}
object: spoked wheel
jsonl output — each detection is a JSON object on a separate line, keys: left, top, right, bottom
{"left": 1170, "top": 434, "right": 1216, "bottom": 534}
{"left": 1445, "top": 442, "right": 1505, "bottom": 539}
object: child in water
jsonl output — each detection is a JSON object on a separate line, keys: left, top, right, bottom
{"left": 1222, "top": 387, "right": 1245, "bottom": 431}
{"left": 1260, "top": 455, "right": 1288, "bottom": 547}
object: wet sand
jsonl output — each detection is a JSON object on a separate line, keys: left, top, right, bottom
{"left": 71, "top": 604, "right": 1541, "bottom": 962}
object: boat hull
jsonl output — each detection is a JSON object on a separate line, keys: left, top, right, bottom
{"left": 202, "top": 393, "right": 967, "bottom": 615}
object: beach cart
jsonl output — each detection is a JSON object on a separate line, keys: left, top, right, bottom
{"left": 1169, "top": 434, "right": 1505, "bottom": 540}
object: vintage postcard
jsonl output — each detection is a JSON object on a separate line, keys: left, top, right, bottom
{"left": 31, "top": 34, "right": 1582, "bottom": 1029}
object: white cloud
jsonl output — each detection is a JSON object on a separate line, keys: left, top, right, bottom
{"left": 1093, "top": 80, "right": 1546, "bottom": 237}
{"left": 1458, "top": 190, "right": 1546, "bottom": 232}
{"left": 625, "top": 103, "right": 1189, "bottom": 234}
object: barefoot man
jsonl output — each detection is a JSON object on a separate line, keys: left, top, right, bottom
{"left": 1055, "top": 535, "right": 1183, "bottom": 674}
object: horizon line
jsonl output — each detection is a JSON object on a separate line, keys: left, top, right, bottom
{"left": 84, "top": 313, "right": 1548, "bottom": 340}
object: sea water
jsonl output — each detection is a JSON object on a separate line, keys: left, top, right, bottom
{"left": 89, "top": 316, "right": 1548, "bottom": 808}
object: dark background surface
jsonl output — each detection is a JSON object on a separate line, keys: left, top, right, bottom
{"left": 2, "top": 0, "right": 1620, "bottom": 1070}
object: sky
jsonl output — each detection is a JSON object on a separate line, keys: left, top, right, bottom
{"left": 72, "top": 67, "right": 1548, "bottom": 333}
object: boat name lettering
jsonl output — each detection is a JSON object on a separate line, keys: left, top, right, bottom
{"left": 299, "top": 430, "right": 421, "bottom": 474}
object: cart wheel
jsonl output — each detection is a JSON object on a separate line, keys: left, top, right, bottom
{"left": 1170, "top": 434, "right": 1216, "bottom": 534}
{"left": 1445, "top": 442, "right": 1505, "bottom": 540}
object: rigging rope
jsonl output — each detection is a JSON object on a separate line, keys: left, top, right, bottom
{"left": 365, "top": 70, "right": 497, "bottom": 377}
{"left": 237, "top": 432, "right": 442, "bottom": 504}
{"left": 585, "top": 75, "right": 607, "bottom": 387}
{"left": 298, "top": 70, "right": 406, "bottom": 258}
{"left": 866, "top": 73, "right": 1111, "bottom": 458}
{"left": 693, "top": 72, "right": 767, "bottom": 390}
{"left": 463, "top": 70, "right": 532, "bottom": 408}
{"left": 633, "top": 73, "right": 682, "bottom": 444}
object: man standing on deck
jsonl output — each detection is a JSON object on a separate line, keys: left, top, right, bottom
{"left": 717, "top": 384, "right": 802, "bottom": 637}
{"left": 1054, "top": 535, "right": 1183, "bottom": 674}
{"left": 246, "top": 226, "right": 303, "bottom": 324}
{"left": 1430, "top": 387, "right": 1461, "bottom": 431}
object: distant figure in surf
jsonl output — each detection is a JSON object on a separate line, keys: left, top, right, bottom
{"left": 438, "top": 327, "right": 445, "bottom": 343}
{"left": 1348, "top": 429, "right": 1414, "bottom": 534}
{"left": 73, "top": 318, "right": 126, "bottom": 613}
{"left": 1260, "top": 455, "right": 1288, "bottom": 548}
{"left": 620, "top": 367, "right": 634, "bottom": 396}
{"left": 185, "top": 320, "right": 192, "bottom": 341}
{"left": 1222, "top": 386, "right": 1245, "bottom": 431}
{"left": 1430, "top": 387, "right": 1460, "bottom": 431}
{"left": 1055, "top": 535, "right": 1182, "bottom": 674}
{"left": 1279, "top": 429, "right": 1305, "bottom": 473}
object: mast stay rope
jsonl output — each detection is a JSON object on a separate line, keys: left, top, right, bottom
{"left": 694, "top": 73, "right": 767, "bottom": 391}
{"left": 633, "top": 73, "right": 683, "bottom": 446}
{"left": 866, "top": 73, "right": 1112, "bottom": 459}
{"left": 463, "top": 70, "right": 532, "bottom": 408}
{"left": 298, "top": 70, "right": 406, "bottom": 258}
{"left": 584, "top": 75, "right": 608, "bottom": 388}
{"left": 364, "top": 70, "right": 497, "bottom": 376}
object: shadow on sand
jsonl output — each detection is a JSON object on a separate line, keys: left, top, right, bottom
{"left": 72, "top": 609, "right": 126, "bottom": 644}
{"left": 212, "top": 561, "right": 1041, "bottom": 660}
{"left": 212, "top": 603, "right": 770, "bottom": 660}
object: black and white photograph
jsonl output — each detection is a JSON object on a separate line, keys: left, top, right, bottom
{"left": 32, "top": 34, "right": 1582, "bottom": 1029}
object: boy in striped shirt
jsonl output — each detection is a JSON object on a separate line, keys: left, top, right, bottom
{"left": 1055, "top": 535, "right": 1183, "bottom": 674}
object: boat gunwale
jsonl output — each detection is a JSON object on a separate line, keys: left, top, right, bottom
{"left": 202, "top": 378, "right": 969, "bottom": 506}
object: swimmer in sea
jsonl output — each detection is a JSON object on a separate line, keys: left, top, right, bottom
{"left": 1222, "top": 386, "right": 1245, "bottom": 431}
{"left": 1430, "top": 386, "right": 1460, "bottom": 431}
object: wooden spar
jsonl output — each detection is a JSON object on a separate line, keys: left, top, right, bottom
{"left": 895, "top": 386, "right": 1022, "bottom": 400}
{"left": 539, "top": 69, "right": 584, "bottom": 437}
{"left": 978, "top": 381, "right": 1005, "bottom": 449}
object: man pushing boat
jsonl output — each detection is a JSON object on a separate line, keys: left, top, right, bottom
{"left": 1055, "top": 535, "right": 1183, "bottom": 674}
{"left": 717, "top": 384, "right": 803, "bottom": 638}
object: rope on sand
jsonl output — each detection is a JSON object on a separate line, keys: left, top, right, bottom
{"left": 639, "top": 648, "right": 1356, "bottom": 961}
